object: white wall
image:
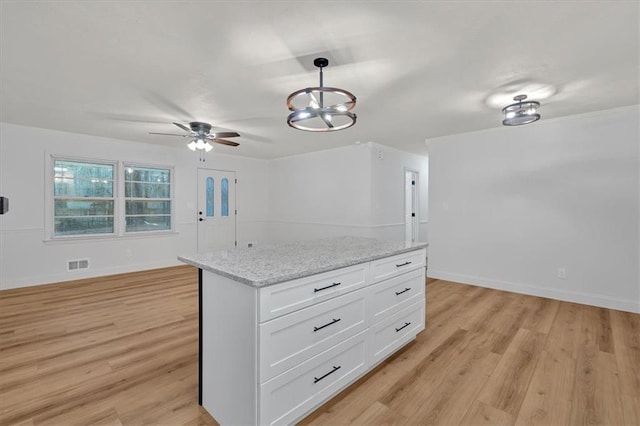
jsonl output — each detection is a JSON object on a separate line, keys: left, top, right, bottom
{"left": 267, "top": 142, "right": 429, "bottom": 243}
{"left": 370, "top": 142, "right": 429, "bottom": 241}
{"left": 427, "top": 106, "right": 640, "bottom": 313}
{"left": 0, "top": 123, "right": 269, "bottom": 290}
{"left": 267, "top": 144, "right": 373, "bottom": 242}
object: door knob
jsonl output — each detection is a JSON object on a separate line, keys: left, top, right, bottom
{"left": 199, "top": 218, "right": 204, "bottom": 222}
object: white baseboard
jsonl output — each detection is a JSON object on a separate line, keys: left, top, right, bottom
{"left": 1, "top": 259, "right": 183, "bottom": 290}
{"left": 427, "top": 270, "right": 640, "bottom": 314}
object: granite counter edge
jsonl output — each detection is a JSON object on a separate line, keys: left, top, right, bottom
{"left": 178, "top": 243, "right": 427, "bottom": 288}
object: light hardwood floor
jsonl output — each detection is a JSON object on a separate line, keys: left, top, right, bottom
{"left": 1, "top": 266, "right": 638, "bottom": 425}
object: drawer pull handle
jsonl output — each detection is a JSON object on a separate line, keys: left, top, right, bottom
{"left": 395, "top": 322, "right": 411, "bottom": 332}
{"left": 395, "top": 287, "right": 411, "bottom": 296}
{"left": 314, "top": 318, "right": 341, "bottom": 332}
{"left": 396, "top": 261, "right": 412, "bottom": 267}
{"left": 314, "top": 365, "right": 341, "bottom": 384}
{"left": 314, "top": 282, "right": 341, "bottom": 293}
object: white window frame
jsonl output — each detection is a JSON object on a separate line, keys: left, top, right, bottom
{"left": 45, "top": 155, "right": 175, "bottom": 241}
{"left": 121, "top": 162, "right": 175, "bottom": 235}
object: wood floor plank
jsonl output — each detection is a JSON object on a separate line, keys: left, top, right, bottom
{"left": 621, "top": 395, "right": 640, "bottom": 426}
{"left": 570, "top": 346, "right": 625, "bottom": 425}
{"left": 409, "top": 347, "right": 501, "bottom": 425}
{"left": 521, "top": 296, "right": 560, "bottom": 335}
{"left": 476, "top": 327, "right": 546, "bottom": 416}
{"left": 514, "top": 349, "right": 576, "bottom": 426}
{"left": 610, "top": 309, "right": 640, "bottom": 400}
{"left": 460, "top": 400, "right": 514, "bottom": 426}
{"left": 350, "top": 401, "right": 408, "bottom": 425}
{"left": 544, "top": 301, "right": 582, "bottom": 361}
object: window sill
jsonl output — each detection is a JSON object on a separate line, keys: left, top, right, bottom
{"left": 43, "top": 231, "right": 179, "bottom": 244}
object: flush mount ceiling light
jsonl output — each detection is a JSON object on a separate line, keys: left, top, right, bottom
{"left": 286, "top": 57, "right": 356, "bottom": 132}
{"left": 502, "top": 94, "right": 541, "bottom": 126}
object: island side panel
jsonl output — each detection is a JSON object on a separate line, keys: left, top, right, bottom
{"left": 201, "top": 270, "right": 258, "bottom": 425}
{"left": 198, "top": 269, "right": 202, "bottom": 405}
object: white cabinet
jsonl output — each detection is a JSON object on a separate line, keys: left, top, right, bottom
{"left": 369, "top": 299, "right": 425, "bottom": 366}
{"left": 369, "top": 267, "right": 425, "bottom": 323}
{"left": 259, "top": 289, "right": 367, "bottom": 382}
{"left": 259, "top": 263, "right": 368, "bottom": 322}
{"left": 259, "top": 331, "right": 368, "bottom": 426}
{"left": 199, "top": 247, "right": 426, "bottom": 425}
{"left": 369, "top": 249, "right": 427, "bottom": 282}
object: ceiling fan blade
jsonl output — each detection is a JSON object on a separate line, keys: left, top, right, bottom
{"left": 212, "top": 139, "right": 240, "bottom": 147}
{"left": 149, "top": 132, "right": 189, "bottom": 137}
{"left": 209, "top": 132, "right": 240, "bottom": 139}
{"left": 173, "top": 122, "right": 191, "bottom": 132}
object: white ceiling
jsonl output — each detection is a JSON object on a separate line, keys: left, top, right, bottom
{"left": 1, "top": 1, "right": 638, "bottom": 159}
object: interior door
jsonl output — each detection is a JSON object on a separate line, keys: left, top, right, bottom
{"left": 405, "top": 170, "right": 419, "bottom": 242}
{"left": 197, "top": 169, "right": 236, "bottom": 252}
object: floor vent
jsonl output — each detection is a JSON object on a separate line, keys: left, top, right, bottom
{"left": 68, "top": 259, "right": 90, "bottom": 271}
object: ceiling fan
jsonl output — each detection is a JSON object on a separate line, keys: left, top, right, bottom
{"left": 150, "top": 122, "right": 240, "bottom": 151}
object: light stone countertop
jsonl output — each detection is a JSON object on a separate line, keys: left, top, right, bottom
{"left": 178, "top": 236, "right": 428, "bottom": 288}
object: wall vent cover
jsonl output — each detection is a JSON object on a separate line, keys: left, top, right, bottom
{"left": 68, "top": 259, "right": 90, "bottom": 271}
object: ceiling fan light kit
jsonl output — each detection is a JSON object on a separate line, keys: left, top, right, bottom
{"left": 149, "top": 121, "right": 240, "bottom": 159}
{"left": 287, "top": 57, "right": 357, "bottom": 132}
{"left": 502, "top": 94, "right": 541, "bottom": 126}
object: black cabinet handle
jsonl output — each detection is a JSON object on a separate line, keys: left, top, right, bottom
{"left": 314, "top": 282, "right": 341, "bottom": 293}
{"left": 396, "top": 261, "right": 412, "bottom": 267}
{"left": 395, "top": 287, "right": 411, "bottom": 296}
{"left": 314, "top": 365, "right": 341, "bottom": 384}
{"left": 395, "top": 322, "right": 411, "bottom": 332}
{"left": 314, "top": 318, "right": 341, "bottom": 332}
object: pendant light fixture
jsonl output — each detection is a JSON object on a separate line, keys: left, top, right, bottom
{"left": 286, "top": 57, "right": 356, "bottom": 132}
{"left": 502, "top": 94, "right": 541, "bottom": 126}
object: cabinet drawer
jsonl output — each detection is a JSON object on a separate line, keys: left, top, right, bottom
{"left": 369, "top": 267, "right": 425, "bottom": 323}
{"left": 259, "top": 263, "right": 369, "bottom": 322}
{"left": 370, "top": 300, "right": 425, "bottom": 367}
{"left": 259, "top": 289, "right": 367, "bottom": 383}
{"left": 260, "top": 330, "right": 367, "bottom": 426}
{"left": 370, "top": 248, "right": 426, "bottom": 283}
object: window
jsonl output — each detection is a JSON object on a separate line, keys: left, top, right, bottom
{"left": 221, "top": 178, "right": 229, "bottom": 216}
{"left": 124, "top": 165, "right": 172, "bottom": 233}
{"left": 206, "top": 177, "right": 214, "bottom": 217}
{"left": 53, "top": 160, "right": 115, "bottom": 236}
{"left": 49, "top": 157, "right": 173, "bottom": 239}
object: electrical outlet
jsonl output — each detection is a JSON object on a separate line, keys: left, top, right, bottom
{"left": 557, "top": 267, "right": 567, "bottom": 279}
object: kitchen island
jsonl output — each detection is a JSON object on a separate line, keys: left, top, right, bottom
{"left": 178, "top": 236, "right": 427, "bottom": 426}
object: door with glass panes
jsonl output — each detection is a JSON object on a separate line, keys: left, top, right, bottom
{"left": 197, "top": 169, "right": 236, "bottom": 252}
